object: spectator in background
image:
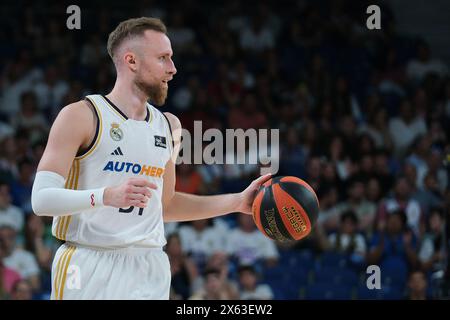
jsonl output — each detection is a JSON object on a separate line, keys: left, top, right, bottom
{"left": 314, "top": 100, "right": 334, "bottom": 138}
{"left": 0, "top": 236, "right": 22, "bottom": 299}
{"left": 358, "top": 153, "right": 376, "bottom": 183}
{"left": 325, "top": 211, "right": 367, "bottom": 265}
{"left": 296, "top": 121, "right": 317, "bottom": 162}
{"left": 325, "top": 135, "right": 345, "bottom": 170}
{"left": 406, "top": 270, "right": 430, "bottom": 300}
{"left": 316, "top": 185, "right": 343, "bottom": 239}
{"left": 24, "top": 214, "right": 54, "bottom": 297}
{"left": 228, "top": 92, "right": 268, "bottom": 130}
{"left": 0, "top": 183, "right": 24, "bottom": 232}
{"left": 307, "top": 54, "right": 332, "bottom": 105}
{"left": 238, "top": 265, "right": 273, "bottom": 300}
{"left": 9, "top": 160, "right": 35, "bottom": 213}
{"left": 0, "top": 122, "right": 14, "bottom": 142}
{"left": 406, "top": 134, "right": 432, "bottom": 188}
{"left": 305, "top": 156, "right": 322, "bottom": 192}
{"left": 368, "top": 210, "right": 418, "bottom": 272}
{"left": 358, "top": 108, "right": 393, "bottom": 150}
{"left": 321, "top": 162, "right": 341, "bottom": 195}
{"left": 175, "top": 163, "right": 205, "bottom": 194}
{"left": 378, "top": 48, "right": 407, "bottom": 98}
{"left": 200, "top": 251, "right": 239, "bottom": 299}
{"left": 338, "top": 178, "right": 376, "bottom": 233}
{"left": 373, "top": 149, "right": 395, "bottom": 195}
{"left": 178, "top": 218, "right": 228, "bottom": 271}
{"left": 403, "top": 161, "right": 419, "bottom": 193}
{"left": 418, "top": 208, "right": 446, "bottom": 274}
{"left": 227, "top": 214, "right": 279, "bottom": 268}
{"left": 337, "top": 115, "right": 359, "bottom": 165}
{"left": 333, "top": 76, "right": 362, "bottom": 123}
{"left": 167, "top": 11, "right": 196, "bottom": 54}
{"left": 366, "top": 177, "right": 382, "bottom": 204}
{"left": 279, "top": 128, "right": 307, "bottom": 178}
{"left": 33, "top": 65, "right": 69, "bottom": 120}
{"left": 189, "top": 268, "right": 236, "bottom": 300}
{"left": 0, "top": 136, "right": 20, "bottom": 183}
{"left": 165, "top": 233, "right": 199, "bottom": 300}
{"left": 376, "top": 176, "right": 423, "bottom": 237}
{"left": 0, "top": 222, "right": 40, "bottom": 293}
{"left": 406, "top": 41, "right": 448, "bottom": 84}
{"left": 425, "top": 148, "right": 448, "bottom": 194}
{"left": 9, "top": 279, "right": 33, "bottom": 300}
{"left": 80, "top": 35, "right": 106, "bottom": 68}
{"left": 413, "top": 172, "right": 444, "bottom": 216}
{"left": 389, "top": 99, "right": 427, "bottom": 159}
{"left": 11, "top": 92, "right": 48, "bottom": 145}
{"left": 0, "top": 57, "right": 41, "bottom": 118}
{"left": 240, "top": 16, "right": 275, "bottom": 53}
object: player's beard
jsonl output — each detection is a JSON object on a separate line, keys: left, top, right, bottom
{"left": 135, "top": 77, "right": 168, "bottom": 106}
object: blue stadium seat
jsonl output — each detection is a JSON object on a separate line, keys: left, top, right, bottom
{"left": 267, "top": 279, "right": 302, "bottom": 300}
{"left": 263, "top": 264, "right": 309, "bottom": 300}
{"left": 380, "top": 256, "right": 408, "bottom": 288}
{"left": 279, "top": 249, "right": 315, "bottom": 271}
{"left": 380, "top": 285, "right": 404, "bottom": 300}
{"left": 356, "top": 285, "right": 382, "bottom": 300}
{"left": 318, "top": 251, "right": 348, "bottom": 268}
{"left": 356, "top": 284, "right": 404, "bottom": 300}
{"left": 313, "top": 267, "right": 360, "bottom": 287}
{"left": 304, "top": 283, "right": 353, "bottom": 300}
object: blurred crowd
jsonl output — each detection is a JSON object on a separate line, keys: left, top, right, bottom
{"left": 0, "top": 0, "right": 449, "bottom": 300}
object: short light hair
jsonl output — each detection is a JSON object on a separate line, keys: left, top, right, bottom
{"left": 107, "top": 17, "right": 167, "bottom": 62}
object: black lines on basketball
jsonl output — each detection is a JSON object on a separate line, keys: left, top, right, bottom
{"left": 278, "top": 182, "right": 319, "bottom": 226}
{"left": 259, "top": 184, "right": 293, "bottom": 241}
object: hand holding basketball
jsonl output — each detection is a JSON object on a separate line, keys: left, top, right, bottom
{"left": 252, "top": 176, "right": 320, "bottom": 242}
{"left": 235, "top": 173, "right": 273, "bottom": 214}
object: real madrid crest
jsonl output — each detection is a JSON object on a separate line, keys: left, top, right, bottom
{"left": 110, "top": 122, "right": 123, "bottom": 141}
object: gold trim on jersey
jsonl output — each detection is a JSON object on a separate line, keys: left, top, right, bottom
{"left": 100, "top": 95, "right": 127, "bottom": 121}
{"left": 53, "top": 245, "right": 76, "bottom": 300}
{"left": 146, "top": 103, "right": 153, "bottom": 124}
{"left": 75, "top": 97, "right": 103, "bottom": 161}
{"left": 162, "top": 112, "right": 174, "bottom": 155}
{"left": 55, "top": 160, "right": 80, "bottom": 241}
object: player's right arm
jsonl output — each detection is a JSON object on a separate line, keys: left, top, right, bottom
{"left": 32, "top": 101, "right": 156, "bottom": 216}
{"left": 37, "top": 101, "right": 94, "bottom": 179}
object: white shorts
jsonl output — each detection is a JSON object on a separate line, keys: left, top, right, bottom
{"left": 50, "top": 242, "right": 171, "bottom": 300}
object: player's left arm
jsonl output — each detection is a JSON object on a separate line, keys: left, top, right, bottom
{"left": 162, "top": 112, "right": 271, "bottom": 222}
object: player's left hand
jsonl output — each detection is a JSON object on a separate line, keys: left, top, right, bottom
{"left": 235, "top": 173, "right": 272, "bottom": 215}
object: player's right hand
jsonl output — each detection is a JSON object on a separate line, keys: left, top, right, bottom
{"left": 103, "top": 177, "right": 157, "bottom": 208}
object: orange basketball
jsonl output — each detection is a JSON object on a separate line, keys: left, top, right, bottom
{"left": 252, "top": 176, "right": 319, "bottom": 241}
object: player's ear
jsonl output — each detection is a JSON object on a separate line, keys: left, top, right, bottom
{"left": 124, "top": 52, "right": 137, "bottom": 72}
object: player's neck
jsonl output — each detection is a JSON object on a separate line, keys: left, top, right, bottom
{"left": 106, "top": 80, "right": 148, "bottom": 121}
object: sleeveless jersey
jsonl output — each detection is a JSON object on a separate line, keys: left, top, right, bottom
{"left": 52, "top": 94, "right": 173, "bottom": 248}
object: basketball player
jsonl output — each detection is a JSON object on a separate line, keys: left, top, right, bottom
{"left": 31, "top": 17, "right": 271, "bottom": 300}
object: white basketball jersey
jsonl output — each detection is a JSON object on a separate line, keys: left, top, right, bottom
{"left": 52, "top": 94, "right": 173, "bottom": 248}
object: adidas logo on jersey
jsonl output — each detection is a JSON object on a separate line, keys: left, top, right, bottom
{"left": 111, "top": 147, "right": 123, "bottom": 155}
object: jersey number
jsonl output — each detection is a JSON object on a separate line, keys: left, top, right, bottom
{"left": 119, "top": 206, "right": 144, "bottom": 216}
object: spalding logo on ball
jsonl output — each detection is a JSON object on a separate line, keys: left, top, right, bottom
{"left": 252, "top": 176, "right": 319, "bottom": 241}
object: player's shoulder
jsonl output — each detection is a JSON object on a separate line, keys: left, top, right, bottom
{"left": 53, "top": 99, "right": 96, "bottom": 133}
{"left": 162, "top": 112, "right": 181, "bottom": 131}
{"left": 58, "top": 99, "right": 93, "bottom": 119}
